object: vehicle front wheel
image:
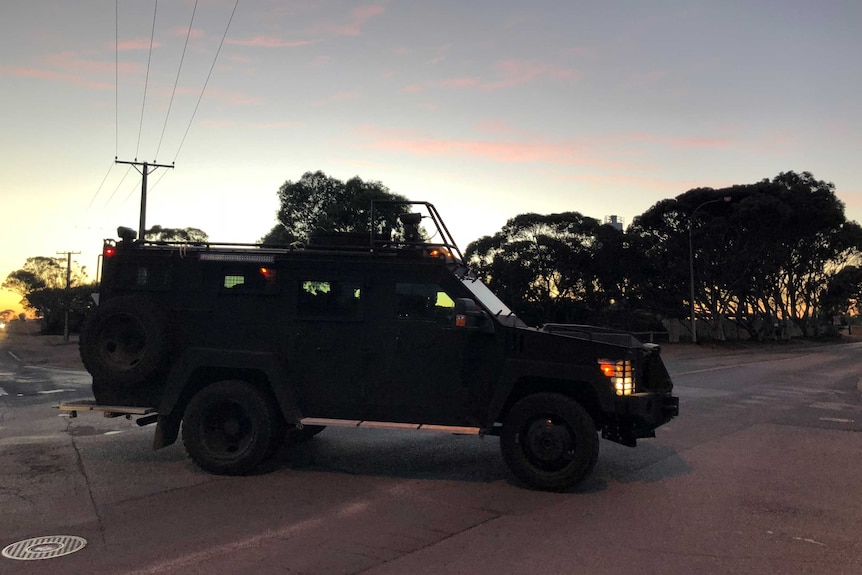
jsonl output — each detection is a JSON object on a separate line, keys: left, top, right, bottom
{"left": 500, "top": 393, "right": 599, "bottom": 491}
{"left": 182, "top": 380, "right": 282, "bottom": 475}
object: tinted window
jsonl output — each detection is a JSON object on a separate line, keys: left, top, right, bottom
{"left": 298, "top": 280, "right": 362, "bottom": 318}
{"left": 221, "top": 267, "right": 277, "bottom": 292}
{"left": 395, "top": 283, "right": 454, "bottom": 322}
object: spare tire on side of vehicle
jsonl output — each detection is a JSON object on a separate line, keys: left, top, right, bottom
{"left": 79, "top": 296, "right": 169, "bottom": 403}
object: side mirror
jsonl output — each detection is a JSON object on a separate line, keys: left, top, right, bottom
{"left": 453, "top": 298, "right": 491, "bottom": 330}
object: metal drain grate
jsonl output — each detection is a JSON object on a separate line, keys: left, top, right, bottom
{"left": 2, "top": 535, "right": 87, "bottom": 561}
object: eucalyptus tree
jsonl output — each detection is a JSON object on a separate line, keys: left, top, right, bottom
{"left": 260, "top": 171, "right": 409, "bottom": 245}
{"left": 465, "top": 212, "right": 626, "bottom": 326}
{"left": 630, "top": 171, "right": 861, "bottom": 339}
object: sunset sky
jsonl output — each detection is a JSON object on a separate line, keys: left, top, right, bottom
{"left": 2, "top": 0, "right": 861, "bottom": 314}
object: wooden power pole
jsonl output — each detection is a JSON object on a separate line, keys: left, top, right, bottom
{"left": 115, "top": 159, "right": 175, "bottom": 240}
{"left": 56, "top": 251, "right": 81, "bottom": 342}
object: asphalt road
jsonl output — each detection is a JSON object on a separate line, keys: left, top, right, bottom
{"left": 1, "top": 342, "right": 861, "bottom": 574}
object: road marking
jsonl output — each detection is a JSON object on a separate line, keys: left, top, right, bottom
{"left": 37, "top": 389, "right": 73, "bottom": 395}
{"left": 810, "top": 401, "right": 858, "bottom": 411}
{"left": 819, "top": 417, "right": 854, "bottom": 423}
{"left": 0, "top": 387, "right": 7, "bottom": 397}
{"left": 793, "top": 536, "right": 826, "bottom": 547}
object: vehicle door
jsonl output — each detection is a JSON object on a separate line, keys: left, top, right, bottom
{"left": 288, "top": 274, "right": 386, "bottom": 419}
{"left": 367, "top": 274, "right": 501, "bottom": 426}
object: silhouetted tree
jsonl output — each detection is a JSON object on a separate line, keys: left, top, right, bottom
{"left": 465, "top": 212, "right": 629, "bottom": 326}
{"left": 629, "top": 171, "right": 862, "bottom": 339}
{"left": 260, "top": 171, "right": 410, "bottom": 245}
{"left": 145, "top": 226, "right": 208, "bottom": 242}
{"left": 3, "top": 257, "right": 87, "bottom": 296}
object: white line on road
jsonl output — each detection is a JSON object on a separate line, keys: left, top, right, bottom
{"left": 0, "top": 387, "right": 7, "bottom": 397}
{"left": 818, "top": 417, "right": 854, "bottom": 423}
{"left": 37, "top": 389, "right": 72, "bottom": 395}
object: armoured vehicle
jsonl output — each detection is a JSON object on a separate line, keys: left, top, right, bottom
{"left": 70, "top": 202, "right": 678, "bottom": 491}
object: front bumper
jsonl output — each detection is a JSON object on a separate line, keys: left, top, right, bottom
{"left": 602, "top": 392, "right": 679, "bottom": 447}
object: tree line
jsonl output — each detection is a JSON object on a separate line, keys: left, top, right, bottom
{"left": 5, "top": 170, "right": 860, "bottom": 339}
{"left": 467, "top": 171, "right": 862, "bottom": 339}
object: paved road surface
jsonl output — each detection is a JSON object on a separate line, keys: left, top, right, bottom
{"left": 1, "top": 342, "right": 860, "bottom": 574}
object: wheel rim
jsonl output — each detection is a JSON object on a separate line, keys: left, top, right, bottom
{"left": 200, "top": 401, "right": 254, "bottom": 459}
{"left": 521, "top": 415, "right": 576, "bottom": 471}
{"left": 96, "top": 315, "right": 147, "bottom": 372}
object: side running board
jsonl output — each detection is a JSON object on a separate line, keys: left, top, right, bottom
{"left": 300, "top": 417, "right": 480, "bottom": 435}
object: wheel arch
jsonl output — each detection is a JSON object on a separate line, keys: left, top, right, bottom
{"left": 495, "top": 377, "right": 605, "bottom": 431}
{"left": 153, "top": 348, "right": 302, "bottom": 450}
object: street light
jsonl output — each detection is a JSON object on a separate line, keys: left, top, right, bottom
{"left": 688, "top": 196, "right": 731, "bottom": 343}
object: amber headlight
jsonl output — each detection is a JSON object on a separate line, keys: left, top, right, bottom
{"left": 598, "top": 359, "right": 635, "bottom": 396}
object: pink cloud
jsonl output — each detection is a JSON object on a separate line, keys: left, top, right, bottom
{"left": 623, "top": 132, "right": 729, "bottom": 149}
{"left": 172, "top": 26, "right": 205, "bottom": 39}
{"left": 175, "top": 86, "right": 262, "bottom": 106}
{"left": 335, "top": 5, "right": 384, "bottom": 36}
{"left": 475, "top": 120, "right": 517, "bottom": 135}
{"left": 199, "top": 119, "right": 235, "bottom": 128}
{"left": 355, "top": 126, "right": 626, "bottom": 168}
{"left": 0, "top": 65, "right": 113, "bottom": 90}
{"left": 227, "top": 35, "right": 312, "bottom": 48}
{"left": 441, "top": 77, "right": 481, "bottom": 88}
{"left": 404, "top": 59, "right": 580, "bottom": 93}
{"left": 227, "top": 54, "right": 255, "bottom": 65}
{"left": 117, "top": 38, "right": 160, "bottom": 51}
{"left": 0, "top": 50, "right": 143, "bottom": 90}
{"left": 45, "top": 51, "right": 137, "bottom": 75}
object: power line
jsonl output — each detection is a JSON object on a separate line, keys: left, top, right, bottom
{"left": 135, "top": 0, "right": 159, "bottom": 160}
{"left": 115, "top": 0, "right": 119, "bottom": 158}
{"left": 172, "top": 0, "right": 240, "bottom": 164}
{"left": 155, "top": 0, "right": 199, "bottom": 162}
{"left": 103, "top": 164, "right": 134, "bottom": 208}
{"left": 84, "top": 162, "right": 116, "bottom": 214}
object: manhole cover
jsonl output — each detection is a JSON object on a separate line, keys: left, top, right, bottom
{"left": 2, "top": 535, "right": 87, "bottom": 561}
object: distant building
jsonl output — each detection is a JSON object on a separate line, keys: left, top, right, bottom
{"left": 604, "top": 215, "right": 624, "bottom": 231}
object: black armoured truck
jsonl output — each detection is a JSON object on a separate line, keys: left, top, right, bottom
{"left": 62, "top": 202, "right": 678, "bottom": 491}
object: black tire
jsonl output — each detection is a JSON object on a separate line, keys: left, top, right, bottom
{"left": 182, "top": 380, "right": 281, "bottom": 475}
{"left": 500, "top": 393, "right": 599, "bottom": 491}
{"left": 79, "top": 296, "right": 168, "bottom": 387}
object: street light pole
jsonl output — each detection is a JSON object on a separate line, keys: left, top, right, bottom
{"left": 688, "top": 196, "right": 731, "bottom": 344}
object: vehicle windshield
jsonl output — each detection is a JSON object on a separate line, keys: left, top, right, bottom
{"left": 459, "top": 276, "right": 527, "bottom": 327}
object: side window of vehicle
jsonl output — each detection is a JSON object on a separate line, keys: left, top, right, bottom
{"left": 395, "top": 283, "right": 455, "bottom": 322}
{"left": 220, "top": 267, "right": 277, "bottom": 292}
{"left": 132, "top": 265, "right": 172, "bottom": 289}
{"left": 297, "top": 280, "right": 362, "bottom": 319}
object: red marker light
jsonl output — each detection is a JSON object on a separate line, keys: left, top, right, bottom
{"left": 104, "top": 246, "right": 116, "bottom": 257}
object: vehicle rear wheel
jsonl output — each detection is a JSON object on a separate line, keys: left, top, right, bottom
{"left": 182, "top": 380, "right": 281, "bottom": 475}
{"left": 80, "top": 296, "right": 168, "bottom": 387}
{"left": 500, "top": 393, "right": 599, "bottom": 491}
